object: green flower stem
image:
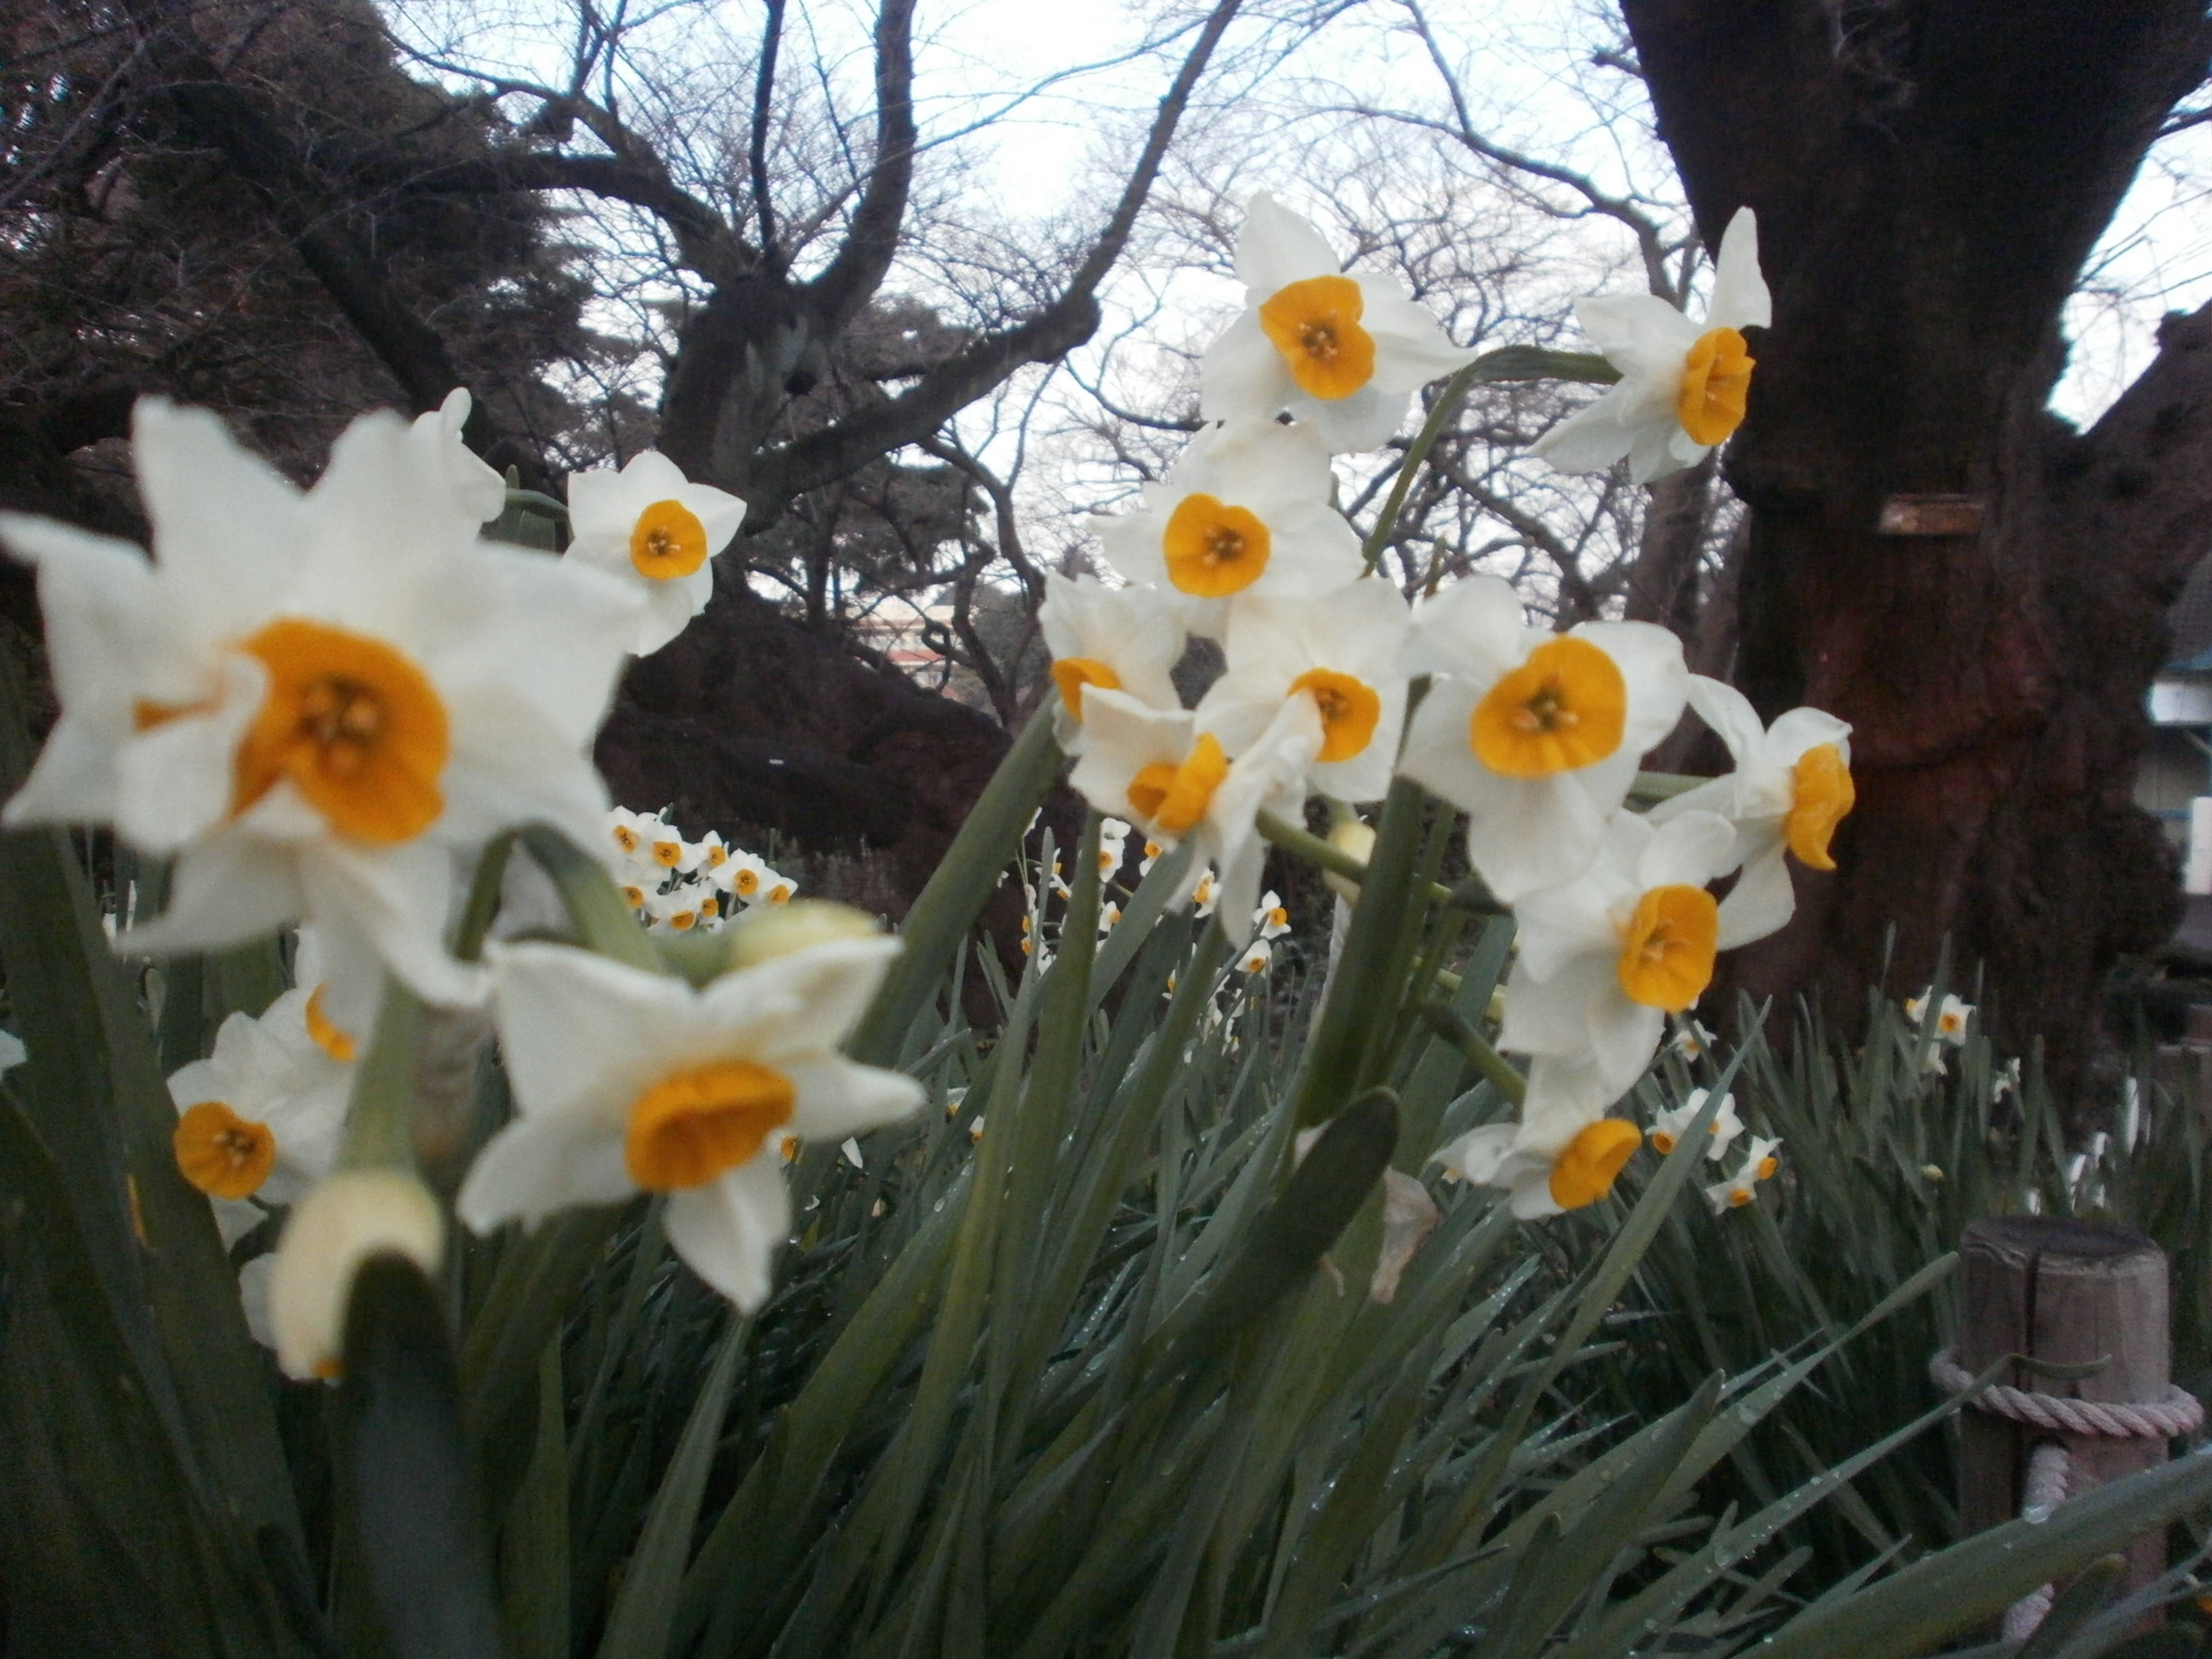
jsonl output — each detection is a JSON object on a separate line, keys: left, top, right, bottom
{"left": 1360, "top": 346, "right": 1623, "bottom": 574}
{"left": 515, "top": 823, "right": 668, "bottom": 974}
{"left": 1361, "top": 363, "right": 1476, "bottom": 573}
{"left": 1254, "top": 809, "right": 1504, "bottom": 917}
{"left": 451, "top": 830, "right": 516, "bottom": 964}
{"left": 339, "top": 976, "right": 428, "bottom": 1170}
{"left": 1416, "top": 996, "right": 1527, "bottom": 1106}
{"left": 1629, "top": 769, "right": 1704, "bottom": 804}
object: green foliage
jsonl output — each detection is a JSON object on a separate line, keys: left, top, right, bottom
{"left": 6, "top": 647, "right": 2212, "bottom": 1657}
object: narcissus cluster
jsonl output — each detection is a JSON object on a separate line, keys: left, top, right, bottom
{"left": 1052, "top": 194, "right": 1837, "bottom": 1219}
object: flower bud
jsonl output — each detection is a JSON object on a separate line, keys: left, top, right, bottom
{"left": 268, "top": 1168, "right": 443, "bottom": 1381}
{"left": 724, "top": 899, "right": 880, "bottom": 968}
{"left": 1323, "top": 820, "right": 1376, "bottom": 903}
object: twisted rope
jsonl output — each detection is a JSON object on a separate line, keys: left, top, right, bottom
{"left": 1928, "top": 1349, "right": 2204, "bottom": 1438}
{"left": 1999, "top": 1442, "right": 2072, "bottom": 1645}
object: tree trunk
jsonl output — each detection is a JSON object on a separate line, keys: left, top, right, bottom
{"left": 1621, "top": 0, "right": 2212, "bottom": 1090}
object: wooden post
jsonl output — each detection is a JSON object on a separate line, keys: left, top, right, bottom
{"left": 1959, "top": 1216, "right": 2172, "bottom": 1598}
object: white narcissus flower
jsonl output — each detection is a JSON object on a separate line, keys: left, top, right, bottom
{"left": 1239, "top": 938, "right": 1273, "bottom": 974}
{"left": 1534, "top": 207, "right": 1772, "bottom": 484}
{"left": 167, "top": 989, "right": 353, "bottom": 1239}
{"left": 565, "top": 451, "right": 746, "bottom": 657}
{"left": 1433, "top": 1105, "right": 1643, "bottom": 1220}
{"left": 1398, "top": 576, "right": 1689, "bottom": 901}
{"left": 1038, "top": 575, "right": 1185, "bottom": 749}
{"left": 408, "top": 388, "right": 508, "bottom": 525}
{"left": 1201, "top": 193, "right": 1478, "bottom": 453}
{"left": 1498, "top": 809, "right": 1739, "bottom": 1098}
{"left": 1704, "top": 1134, "right": 1783, "bottom": 1214}
{"left": 1199, "top": 579, "right": 1410, "bottom": 805}
{"left": 268, "top": 1168, "right": 445, "bottom": 1380}
{"left": 1670, "top": 1015, "right": 1717, "bottom": 1061}
{"left": 1092, "top": 419, "right": 1361, "bottom": 636}
{"left": 0, "top": 400, "right": 642, "bottom": 1010}
{"left": 1649, "top": 1088, "right": 1744, "bottom": 1162}
{"left": 1066, "top": 687, "right": 1319, "bottom": 949}
{"left": 1255, "top": 890, "right": 1292, "bottom": 940}
{"left": 1650, "top": 676, "right": 1854, "bottom": 947}
{"left": 457, "top": 936, "right": 924, "bottom": 1311}
{"left": 1902, "top": 989, "right": 1973, "bottom": 1045}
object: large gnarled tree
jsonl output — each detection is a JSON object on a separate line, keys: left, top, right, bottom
{"left": 1621, "top": 0, "right": 2212, "bottom": 1084}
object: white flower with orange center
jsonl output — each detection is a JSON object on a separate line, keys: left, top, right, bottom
{"left": 1038, "top": 575, "right": 1184, "bottom": 750}
{"left": 1254, "top": 889, "right": 1292, "bottom": 941}
{"left": 1648, "top": 1088, "right": 1744, "bottom": 1162}
{"left": 0, "top": 399, "right": 642, "bottom": 1009}
{"left": 1435, "top": 1099, "right": 1644, "bottom": 1220}
{"left": 1197, "top": 579, "right": 1410, "bottom": 804}
{"left": 1398, "top": 576, "right": 1689, "bottom": 901}
{"left": 1648, "top": 676, "right": 1855, "bottom": 947}
{"left": 1704, "top": 1134, "right": 1783, "bottom": 1214}
{"left": 1066, "top": 687, "right": 1320, "bottom": 949}
{"left": 563, "top": 451, "right": 746, "bottom": 657}
{"left": 457, "top": 935, "right": 922, "bottom": 1310}
{"left": 1905, "top": 989, "right": 1973, "bottom": 1046}
{"left": 1533, "top": 207, "right": 1771, "bottom": 484}
{"left": 1200, "top": 193, "right": 1478, "bottom": 454}
{"left": 1092, "top": 419, "right": 1361, "bottom": 636}
{"left": 1498, "top": 808, "right": 1739, "bottom": 1098}
{"left": 167, "top": 989, "right": 352, "bottom": 1243}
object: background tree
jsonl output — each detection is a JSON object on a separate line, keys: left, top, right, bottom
{"left": 1615, "top": 0, "right": 2212, "bottom": 1089}
{"left": 0, "top": 0, "right": 1261, "bottom": 903}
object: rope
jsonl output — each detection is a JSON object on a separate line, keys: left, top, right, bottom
{"left": 1999, "top": 1442, "right": 2072, "bottom": 1645}
{"left": 1931, "top": 1347, "right": 2205, "bottom": 1641}
{"left": 1928, "top": 1348, "right": 2204, "bottom": 1438}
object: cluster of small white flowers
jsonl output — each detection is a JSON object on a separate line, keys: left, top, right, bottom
{"left": 1019, "top": 813, "right": 1292, "bottom": 987}
{"left": 1050, "top": 195, "right": 1835, "bottom": 1221}
{"left": 605, "top": 806, "right": 794, "bottom": 934}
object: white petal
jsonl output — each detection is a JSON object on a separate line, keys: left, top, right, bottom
{"left": 1432, "top": 1122, "right": 1517, "bottom": 1183}
{"left": 1234, "top": 192, "right": 1341, "bottom": 293}
{"left": 1706, "top": 207, "right": 1771, "bottom": 333}
{"left": 300, "top": 840, "right": 480, "bottom": 1010}
{"left": 489, "top": 941, "right": 692, "bottom": 1127}
{"left": 782, "top": 1055, "right": 925, "bottom": 1141}
{"left": 1685, "top": 676, "right": 1768, "bottom": 767}
{"left": 1638, "top": 810, "right": 1738, "bottom": 892}
{"left": 1530, "top": 396, "right": 1643, "bottom": 475}
{"left": 1716, "top": 835, "right": 1795, "bottom": 949}
{"left": 665, "top": 1154, "right": 791, "bottom": 1311}
{"left": 1200, "top": 319, "right": 1296, "bottom": 426}
{"left": 132, "top": 401, "right": 306, "bottom": 617}
{"left": 1764, "top": 705, "right": 1853, "bottom": 768}
{"left": 1300, "top": 384, "right": 1406, "bottom": 454}
{"left": 703, "top": 935, "right": 900, "bottom": 1060}
{"left": 123, "top": 837, "right": 305, "bottom": 958}
{"left": 1460, "top": 775, "right": 1610, "bottom": 903}
{"left": 114, "top": 654, "right": 266, "bottom": 853}
{"left": 456, "top": 1112, "right": 635, "bottom": 1231}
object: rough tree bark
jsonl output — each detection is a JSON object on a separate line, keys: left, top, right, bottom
{"left": 1620, "top": 0, "right": 2212, "bottom": 1088}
